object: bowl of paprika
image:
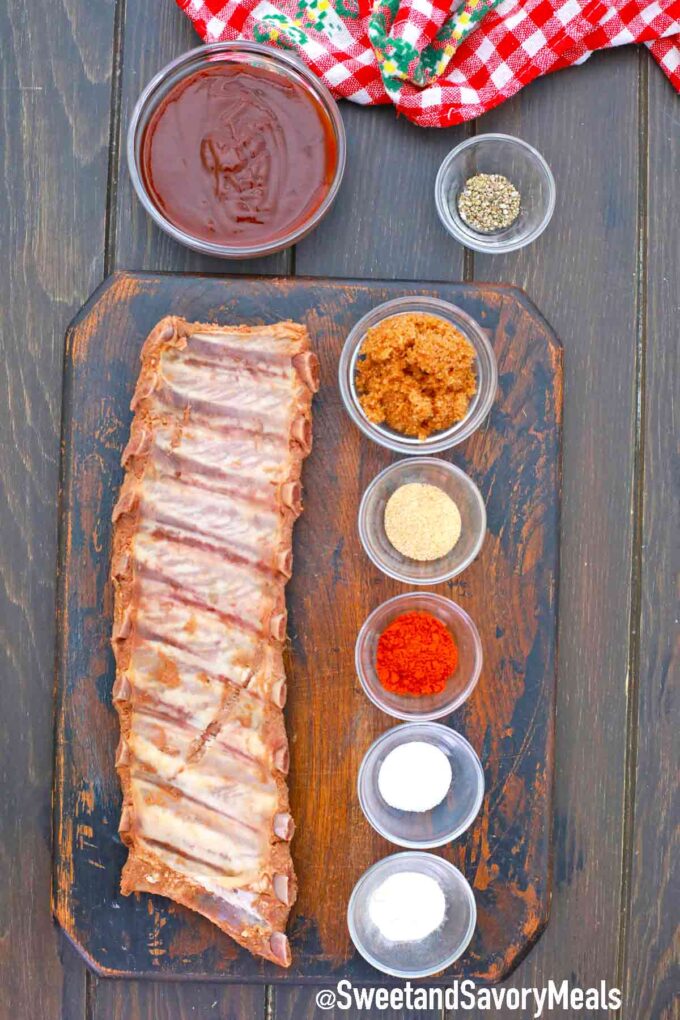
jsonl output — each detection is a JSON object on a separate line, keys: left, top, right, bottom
{"left": 355, "top": 593, "right": 483, "bottom": 721}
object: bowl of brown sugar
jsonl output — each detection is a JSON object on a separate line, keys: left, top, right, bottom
{"left": 338, "top": 296, "right": 497, "bottom": 454}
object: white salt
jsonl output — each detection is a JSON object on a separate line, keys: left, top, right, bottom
{"left": 378, "top": 741, "right": 452, "bottom": 813}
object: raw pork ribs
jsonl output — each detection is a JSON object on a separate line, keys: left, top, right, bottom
{"left": 111, "top": 316, "right": 318, "bottom": 966}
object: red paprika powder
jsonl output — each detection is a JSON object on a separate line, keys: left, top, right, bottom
{"left": 376, "top": 611, "right": 458, "bottom": 697}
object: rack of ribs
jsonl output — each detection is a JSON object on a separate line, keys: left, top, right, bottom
{"left": 110, "top": 315, "right": 318, "bottom": 967}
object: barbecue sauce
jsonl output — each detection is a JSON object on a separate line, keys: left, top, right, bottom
{"left": 140, "top": 63, "right": 337, "bottom": 247}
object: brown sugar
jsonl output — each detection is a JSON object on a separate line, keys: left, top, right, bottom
{"left": 355, "top": 312, "right": 478, "bottom": 440}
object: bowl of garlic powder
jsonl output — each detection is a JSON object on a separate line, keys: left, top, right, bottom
{"left": 358, "top": 457, "right": 486, "bottom": 584}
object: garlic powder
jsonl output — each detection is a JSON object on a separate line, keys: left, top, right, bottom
{"left": 369, "top": 871, "right": 446, "bottom": 943}
{"left": 384, "top": 482, "right": 461, "bottom": 561}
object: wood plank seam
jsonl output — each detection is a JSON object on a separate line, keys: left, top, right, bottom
{"left": 616, "top": 46, "right": 650, "bottom": 1016}
{"left": 85, "top": 970, "right": 95, "bottom": 1020}
{"left": 54, "top": 294, "right": 102, "bottom": 1020}
{"left": 104, "top": 0, "right": 128, "bottom": 278}
{"left": 264, "top": 985, "right": 274, "bottom": 1020}
{"left": 462, "top": 120, "right": 476, "bottom": 284}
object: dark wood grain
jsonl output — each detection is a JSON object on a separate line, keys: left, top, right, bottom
{"left": 0, "top": 2, "right": 116, "bottom": 1019}
{"left": 91, "top": 979, "right": 265, "bottom": 1019}
{"left": 440, "top": 50, "right": 643, "bottom": 1017}
{"left": 0, "top": 0, "right": 671, "bottom": 1008}
{"left": 622, "top": 66, "right": 680, "bottom": 1020}
{"left": 295, "top": 103, "right": 468, "bottom": 282}
{"left": 59, "top": 939, "right": 89, "bottom": 1020}
{"left": 112, "top": 0, "right": 291, "bottom": 277}
{"left": 53, "top": 272, "right": 561, "bottom": 986}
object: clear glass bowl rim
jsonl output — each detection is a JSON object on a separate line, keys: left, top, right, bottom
{"left": 346, "top": 850, "right": 478, "bottom": 977}
{"left": 357, "top": 456, "right": 487, "bottom": 584}
{"left": 355, "top": 592, "right": 483, "bottom": 721}
{"left": 126, "top": 41, "right": 347, "bottom": 259}
{"left": 434, "top": 133, "right": 556, "bottom": 254}
{"left": 338, "top": 295, "right": 498, "bottom": 455}
{"left": 357, "top": 721, "right": 485, "bottom": 848}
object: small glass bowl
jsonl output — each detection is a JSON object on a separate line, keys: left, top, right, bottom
{"left": 358, "top": 722, "right": 485, "bottom": 848}
{"left": 127, "top": 42, "right": 346, "bottom": 259}
{"left": 435, "top": 134, "right": 556, "bottom": 254}
{"left": 347, "top": 851, "right": 477, "bottom": 977}
{"left": 356, "top": 593, "right": 482, "bottom": 721}
{"left": 358, "top": 457, "right": 486, "bottom": 584}
{"left": 338, "top": 296, "right": 497, "bottom": 455}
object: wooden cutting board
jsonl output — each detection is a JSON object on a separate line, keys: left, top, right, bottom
{"left": 52, "top": 271, "right": 562, "bottom": 984}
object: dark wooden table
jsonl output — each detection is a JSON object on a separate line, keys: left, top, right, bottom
{"left": 1, "top": 3, "right": 677, "bottom": 1019}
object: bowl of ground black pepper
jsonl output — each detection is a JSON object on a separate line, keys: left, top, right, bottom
{"left": 358, "top": 458, "right": 486, "bottom": 584}
{"left": 339, "top": 296, "right": 497, "bottom": 454}
{"left": 435, "top": 134, "right": 556, "bottom": 254}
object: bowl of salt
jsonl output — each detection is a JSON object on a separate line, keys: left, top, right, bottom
{"left": 358, "top": 722, "right": 485, "bottom": 848}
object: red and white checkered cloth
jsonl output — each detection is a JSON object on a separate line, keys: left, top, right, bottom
{"left": 177, "top": 0, "right": 680, "bottom": 126}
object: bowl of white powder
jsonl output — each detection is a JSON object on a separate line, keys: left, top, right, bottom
{"left": 358, "top": 722, "right": 485, "bottom": 848}
{"left": 347, "top": 851, "right": 477, "bottom": 977}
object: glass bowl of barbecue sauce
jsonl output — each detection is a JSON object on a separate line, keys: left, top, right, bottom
{"left": 127, "top": 43, "right": 346, "bottom": 258}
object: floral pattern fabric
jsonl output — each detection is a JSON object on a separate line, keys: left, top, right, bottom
{"left": 177, "top": 0, "right": 680, "bottom": 127}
